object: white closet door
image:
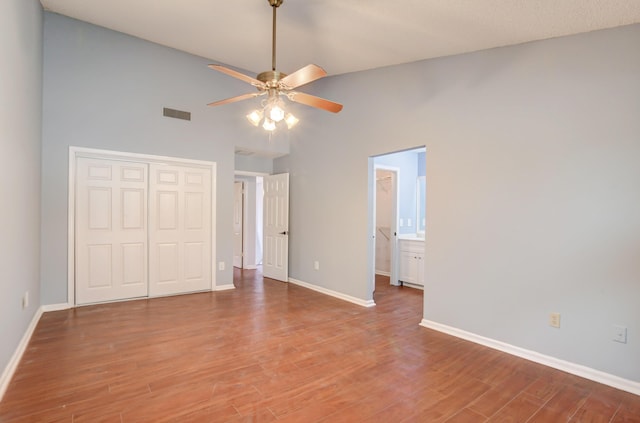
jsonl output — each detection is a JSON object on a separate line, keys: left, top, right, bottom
{"left": 75, "top": 158, "right": 148, "bottom": 305}
{"left": 149, "top": 164, "right": 211, "bottom": 297}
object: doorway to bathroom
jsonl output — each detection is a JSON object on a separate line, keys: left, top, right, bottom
{"left": 369, "top": 147, "right": 426, "bottom": 297}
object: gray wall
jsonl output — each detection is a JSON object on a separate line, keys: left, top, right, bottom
{"left": 286, "top": 25, "right": 640, "bottom": 381}
{"left": 36, "top": 10, "right": 640, "bottom": 382}
{"left": 0, "top": 0, "right": 43, "bottom": 378}
{"left": 41, "top": 13, "right": 290, "bottom": 304}
{"left": 235, "top": 154, "right": 274, "bottom": 174}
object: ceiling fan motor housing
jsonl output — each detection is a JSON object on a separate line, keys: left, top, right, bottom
{"left": 257, "top": 70, "right": 287, "bottom": 88}
{"left": 269, "top": 0, "right": 283, "bottom": 7}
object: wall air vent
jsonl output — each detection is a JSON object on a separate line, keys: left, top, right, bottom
{"left": 163, "top": 107, "right": 191, "bottom": 121}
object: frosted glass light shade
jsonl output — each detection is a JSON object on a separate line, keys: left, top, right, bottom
{"left": 246, "top": 110, "right": 263, "bottom": 126}
{"left": 269, "top": 105, "right": 285, "bottom": 122}
{"left": 285, "top": 113, "right": 299, "bottom": 129}
{"left": 246, "top": 98, "right": 298, "bottom": 131}
{"left": 262, "top": 118, "right": 276, "bottom": 131}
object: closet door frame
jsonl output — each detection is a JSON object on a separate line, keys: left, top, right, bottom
{"left": 68, "top": 146, "right": 217, "bottom": 307}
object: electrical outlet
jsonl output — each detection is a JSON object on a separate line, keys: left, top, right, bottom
{"left": 549, "top": 312, "right": 561, "bottom": 328}
{"left": 612, "top": 325, "right": 627, "bottom": 344}
{"left": 314, "top": 261, "right": 320, "bottom": 271}
{"left": 22, "top": 291, "right": 29, "bottom": 309}
{"left": 218, "top": 261, "right": 225, "bottom": 271}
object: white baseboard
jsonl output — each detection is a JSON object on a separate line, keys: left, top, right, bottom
{"left": 401, "top": 282, "right": 424, "bottom": 290}
{"left": 0, "top": 306, "right": 44, "bottom": 401}
{"left": 42, "top": 303, "right": 72, "bottom": 312}
{"left": 420, "top": 319, "right": 640, "bottom": 396}
{"left": 375, "top": 270, "right": 391, "bottom": 277}
{"left": 214, "top": 284, "right": 235, "bottom": 291}
{"left": 243, "top": 265, "right": 258, "bottom": 270}
{"left": 289, "top": 278, "right": 376, "bottom": 308}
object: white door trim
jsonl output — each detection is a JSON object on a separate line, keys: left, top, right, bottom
{"left": 68, "top": 146, "right": 217, "bottom": 307}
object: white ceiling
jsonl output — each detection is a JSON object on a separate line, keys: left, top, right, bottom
{"left": 41, "top": 0, "right": 640, "bottom": 77}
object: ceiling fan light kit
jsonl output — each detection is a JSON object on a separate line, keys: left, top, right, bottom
{"left": 207, "top": 0, "right": 342, "bottom": 132}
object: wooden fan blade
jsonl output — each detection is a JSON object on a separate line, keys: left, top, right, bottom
{"left": 208, "top": 64, "right": 264, "bottom": 88}
{"left": 280, "top": 64, "right": 327, "bottom": 89}
{"left": 289, "top": 91, "right": 343, "bottom": 113}
{"left": 207, "top": 92, "right": 260, "bottom": 107}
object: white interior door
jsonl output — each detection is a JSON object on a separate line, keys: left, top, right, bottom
{"left": 149, "top": 164, "right": 211, "bottom": 297}
{"left": 372, "top": 165, "right": 400, "bottom": 289}
{"left": 75, "top": 158, "right": 148, "bottom": 304}
{"left": 375, "top": 171, "right": 393, "bottom": 275}
{"left": 233, "top": 181, "right": 244, "bottom": 268}
{"left": 263, "top": 173, "right": 289, "bottom": 282}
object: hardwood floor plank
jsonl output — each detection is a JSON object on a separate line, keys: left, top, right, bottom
{"left": 611, "top": 391, "right": 640, "bottom": 423}
{"left": 444, "top": 407, "right": 488, "bottom": 423}
{"left": 468, "top": 371, "right": 537, "bottom": 417}
{"left": 569, "top": 386, "right": 625, "bottom": 422}
{"left": 0, "top": 271, "right": 638, "bottom": 422}
{"left": 486, "top": 392, "right": 544, "bottom": 422}
{"left": 417, "top": 377, "right": 492, "bottom": 421}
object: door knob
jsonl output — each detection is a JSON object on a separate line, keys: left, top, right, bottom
{"left": 279, "top": 231, "right": 288, "bottom": 235}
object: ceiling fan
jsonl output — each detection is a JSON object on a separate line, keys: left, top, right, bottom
{"left": 207, "top": 0, "right": 343, "bottom": 131}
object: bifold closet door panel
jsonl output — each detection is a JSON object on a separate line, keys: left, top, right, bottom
{"left": 149, "top": 164, "right": 212, "bottom": 297}
{"left": 75, "top": 158, "right": 149, "bottom": 305}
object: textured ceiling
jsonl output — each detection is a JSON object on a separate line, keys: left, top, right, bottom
{"left": 41, "top": 0, "right": 640, "bottom": 76}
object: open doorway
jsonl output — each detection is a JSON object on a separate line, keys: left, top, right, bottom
{"left": 233, "top": 174, "right": 265, "bottom": 270}
{"left": 369, "top": 147, "right": 426, "bottom": 298}
{"left": 374, "top": 166, "right": 399, "bottom": 287}
{"left": 233, "top": 181, "right": 244, "bottom": 268}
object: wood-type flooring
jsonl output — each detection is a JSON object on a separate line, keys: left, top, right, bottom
{"left": 1, "top": 269, "right": 639, "bottom": 422}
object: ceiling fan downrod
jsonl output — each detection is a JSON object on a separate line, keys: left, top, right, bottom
{"left": 269, "top": 0, "right": 283, "bottom": 72}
